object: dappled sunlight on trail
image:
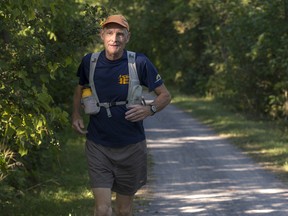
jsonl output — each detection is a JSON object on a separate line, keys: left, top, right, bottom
{"left": 136, "top": 101, "right": 288, "bottom": 215}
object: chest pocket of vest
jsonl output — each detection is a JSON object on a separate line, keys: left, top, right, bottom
{"left": 129, "top": 85, "right": 143, "bottom": 107}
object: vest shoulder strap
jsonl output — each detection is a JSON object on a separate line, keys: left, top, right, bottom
{"left": 126, "top": 51, "right": 140, "bottom": 106}
{"left": 89, "top": 52, "right": 101, "bottom": 107}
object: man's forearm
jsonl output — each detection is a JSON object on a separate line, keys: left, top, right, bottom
{"left": 72, "top": 85, "right": 83, "bottom": 119}
{"left": 152, "top": 84, "right": 171, "bottom": 112}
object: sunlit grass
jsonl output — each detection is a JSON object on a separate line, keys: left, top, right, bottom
{"left": 284, "top": 162, "right": 288, "bottom": 172}
{"left": 172, "top": 92, "right": 288, "bottom": 181}
{"left": 50, "top": 188, "right": 93, "bottom": 202}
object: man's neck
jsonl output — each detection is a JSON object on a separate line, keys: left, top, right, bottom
{"left": 105, "top": 50, "right": 124, "bottom": 61}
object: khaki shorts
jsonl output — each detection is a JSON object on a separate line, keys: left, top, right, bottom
{"left": 85, "top": 139, "right": 147, "bottom": 196}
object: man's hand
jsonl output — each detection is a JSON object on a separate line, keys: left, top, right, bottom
{"left": 72, "top": 117, "right": 88, "bottom": 135}
{"left": 125, "top": 105, "right": 151, "bottom": 122}
{"left": 72, "top": 85, "right": 87, "bottom": 135}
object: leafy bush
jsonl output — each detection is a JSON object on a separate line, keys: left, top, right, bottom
{"left": 0, "top": 0, "right": 107, "bottom": 203}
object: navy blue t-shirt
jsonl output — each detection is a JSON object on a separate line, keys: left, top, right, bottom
{"left": 76, "top": 50, "right": 163, "bottom": 147}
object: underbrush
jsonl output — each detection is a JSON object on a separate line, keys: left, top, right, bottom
{"left": 0, "top": 129, "right": 94, "bottom": 216}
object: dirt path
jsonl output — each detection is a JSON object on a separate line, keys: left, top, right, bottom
{"left": 136, "top": 100, "right": 288, "bottom": 216}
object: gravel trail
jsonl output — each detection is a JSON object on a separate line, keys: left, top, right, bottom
{"left": 136, "top": 100, "right": 288, "bottom": 216}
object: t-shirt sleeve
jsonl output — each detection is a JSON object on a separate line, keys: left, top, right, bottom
{"left": 136, "top": 54, "right": 163, "bottom": 92}
{"left": 76, "top": 53, "right": 91, "bottom": 86}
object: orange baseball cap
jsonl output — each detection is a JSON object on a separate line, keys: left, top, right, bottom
{"left": 102, "top": 15, "right": 129, "bottom": 31}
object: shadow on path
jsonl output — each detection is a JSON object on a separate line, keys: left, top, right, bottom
{"left": 136, "top": 101, "right": 288, "bottom": 216}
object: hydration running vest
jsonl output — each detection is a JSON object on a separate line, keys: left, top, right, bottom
{"left": 88, "top": 51, "right": 143, "bottom": 117}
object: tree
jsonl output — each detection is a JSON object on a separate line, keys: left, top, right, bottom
{"left": 0, "top": 0, "right": 107, "bottom": 199}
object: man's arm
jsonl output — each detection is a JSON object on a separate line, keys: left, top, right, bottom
{"left": 125, "top": 84, "right": 171, "bottom": 122}
{"left": 72, "top": 85, "right": 87, "bottom": 134}
{"left": 149, "top": 84, "right": 171, "bottom": 113}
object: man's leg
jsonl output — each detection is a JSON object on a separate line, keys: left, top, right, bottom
{"left": 92, "top": 188, "right": 112, "bottom": 216}
{"left": 115, "top": 193, "right": 134, "bottom": 216}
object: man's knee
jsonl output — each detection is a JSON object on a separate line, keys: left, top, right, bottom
{"left": 115, "top": 193, "right": 134, "bottom": 216}
{"left": 95, "top": 204, "right": 112, "bottom": 216}
{"left": 115, "top": 205, "right": 132, "bottom": 216}
{"left": 92, "top": 188, "right": 112, "bottom": 216}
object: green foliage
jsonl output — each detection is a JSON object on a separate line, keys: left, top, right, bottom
{"left": 1, "top": 131, "right": 93, "bottom": 216}
{"left": 115, "top": 0, "right": 288, "bottom": 118}
{"left": 204, "top": 0, "right": 288, "bottom": 118}
{"left": 0, "top": 0, "right": 108, "bottom": 203}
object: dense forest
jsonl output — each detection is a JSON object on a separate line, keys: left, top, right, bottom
{"left": 1, "top": 0, "right": 288, "bottom": 205}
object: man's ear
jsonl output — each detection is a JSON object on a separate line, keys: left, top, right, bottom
{"left": 100, "top": 29, "right": 104, "bottom": 40}
{"left": 126, "top": 32, "right": 131, "bottom": 43}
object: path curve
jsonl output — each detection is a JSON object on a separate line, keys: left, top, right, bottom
{"left": 136, "top": 96, "right": 288, "bottom": 216}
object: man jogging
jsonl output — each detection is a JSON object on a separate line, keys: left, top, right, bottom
{"left": 72, "top": 14, "right": 171, "bottom": 216}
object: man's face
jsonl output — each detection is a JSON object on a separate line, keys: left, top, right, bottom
{"left": 101, "top": 23, "right": 130, "bottom": 60}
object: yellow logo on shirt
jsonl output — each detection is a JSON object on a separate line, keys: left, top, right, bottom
{"left": 119, "top": 75, "right": 129, "bottom": 85}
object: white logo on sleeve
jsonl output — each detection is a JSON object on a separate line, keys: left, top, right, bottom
{"left": 155, "top": 74, "right": 162, "bottom": 83}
